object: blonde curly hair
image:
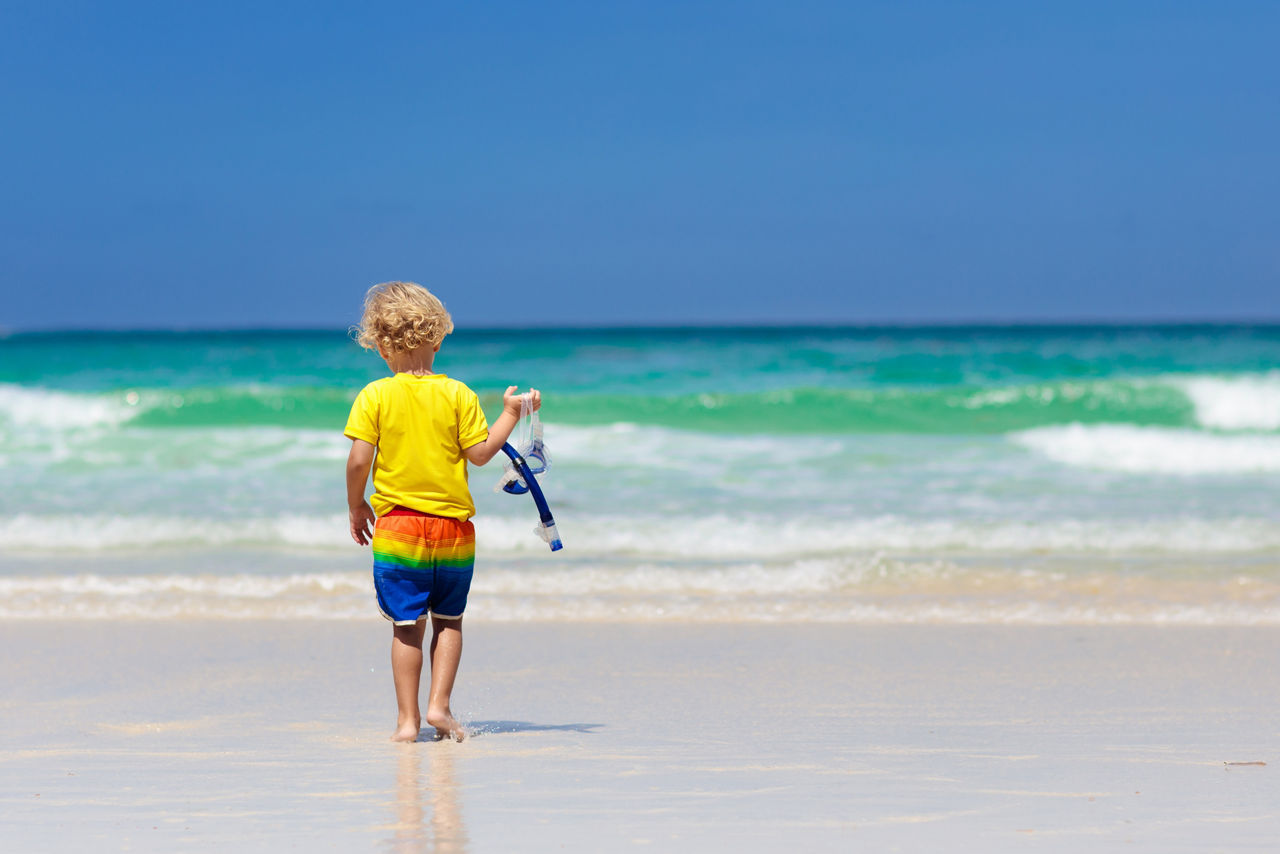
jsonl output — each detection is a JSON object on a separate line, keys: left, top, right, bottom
{"left": 354, "top": 281, "right": 454, "bottom": 354}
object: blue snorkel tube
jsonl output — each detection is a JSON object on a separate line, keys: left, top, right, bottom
{"left": 499, "top": 444, "right": 562, "bottom": 551}
{"left": 495, "top": 397, "right": 563, "bottom": 551}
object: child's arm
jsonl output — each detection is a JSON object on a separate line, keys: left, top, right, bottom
{"left": 346, "top": 438, "right": 377, "bottom": 545}
{"left": 463, "top": 385, "right": 542, "bottom": 466}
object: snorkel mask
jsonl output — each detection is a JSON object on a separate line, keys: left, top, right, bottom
{"left": 495, "top": 393, "right": 550, "bottom": 494}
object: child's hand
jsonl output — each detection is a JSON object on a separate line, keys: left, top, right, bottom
{"left": 349, "top": 501, "right": 376, "bottom": 545}
{"left": 502, "top": 385, "right": 542, "bottom": 418}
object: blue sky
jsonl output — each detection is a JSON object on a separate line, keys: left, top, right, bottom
{"left": 1, "top": 1, "right": 1277, "bottom": 329}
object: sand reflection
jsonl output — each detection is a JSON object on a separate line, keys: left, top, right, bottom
{"left": 389, "top": 744, "right": 468, "bottom": 853}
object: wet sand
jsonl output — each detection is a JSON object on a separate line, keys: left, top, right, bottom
{"left": 2, "top": 621, "right": 1278, "bottom": 851}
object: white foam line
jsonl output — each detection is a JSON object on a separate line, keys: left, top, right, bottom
{"left": 1011, "top": 424, "right": 1280, "bottom": 474}
{"left": 1, "top": 584, "right": 1278, "bottom": 625}
{"left": 3, "top": 511, "right": 1280, "bottom": 556}
{"left": 0, "top": 384, "right": 138, "bottom": 429}
{"left": 1181, "top": 372, "right": 1280, "bottom": 431}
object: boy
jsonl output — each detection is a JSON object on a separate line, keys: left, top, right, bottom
{"left": 344, "top": 281, "right": 540, "bottom": 742}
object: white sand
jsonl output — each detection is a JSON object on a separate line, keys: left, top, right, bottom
{"left": 2, "top": 622, "right": 1278, "bottom": 851}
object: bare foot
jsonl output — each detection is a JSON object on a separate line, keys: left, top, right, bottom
{"left": 390, "top": 718, "right": 421, "bottom": 742}
{"left": 426, "top": 708, "right": 466, "bottom": 742}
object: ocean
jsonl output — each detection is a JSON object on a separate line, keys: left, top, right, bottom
{"left": 1, "top": 325, "right": 1277, "bottom": 623}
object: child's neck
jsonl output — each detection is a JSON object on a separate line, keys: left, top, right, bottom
{"left": 385, "top": 347, "right": 436, "bottom": 375}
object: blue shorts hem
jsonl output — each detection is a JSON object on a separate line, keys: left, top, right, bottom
{"left": 373, "top": 564, "right": 473, "bottom": 624}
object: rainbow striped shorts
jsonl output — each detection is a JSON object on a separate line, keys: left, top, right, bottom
{"left": 371, "top": 507, "right": 476, "bottom": 624}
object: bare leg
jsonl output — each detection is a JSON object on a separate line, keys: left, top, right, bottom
{"left": 390, "top": 621, "right": 427, "bottom": 742}
{"left": 426, "top": 616, "right": 465, "bottom": 741}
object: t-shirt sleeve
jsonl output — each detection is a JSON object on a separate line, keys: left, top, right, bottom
{"left": 344, "top": 384, "right": 380, "bottom": 445}
{"left": 457, "top": 386, "right": 490, "bottom": 449}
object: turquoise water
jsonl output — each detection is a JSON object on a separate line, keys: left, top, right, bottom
{"left": 1, "top": 325, "right": 1277, "bottom": 622}
{"left": 4, "top": 325, "right": 1279, "bottom": 432}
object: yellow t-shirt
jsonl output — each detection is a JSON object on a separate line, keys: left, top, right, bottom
{"left": 343, "top": 373, "right": 490, "bottom": 520}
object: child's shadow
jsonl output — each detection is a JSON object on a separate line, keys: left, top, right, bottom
{"left": 465, "top": 720, "right": 604, "bottom": 737}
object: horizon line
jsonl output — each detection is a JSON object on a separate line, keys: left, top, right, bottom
{"left": 5, "top": 316, "right": 1280, "bottom": 336}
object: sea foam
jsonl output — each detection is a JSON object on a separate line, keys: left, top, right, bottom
{"left": 3, "top": 511, "right": 1277, "bottom": 556}
{"left": 1181, "top": 372, "right": 1280, "bottom": 431}
{"left": 0, "top": 384, "right": 138, "bottom": 430}
{"left": 2, "top": 562, "right": 1278, "bottom": 624}
{"left": 1011, "top": 424, "right": 1280, "bottom": 474}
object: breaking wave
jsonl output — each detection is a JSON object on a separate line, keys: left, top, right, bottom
{"left": 1011, "top": 424, "right": 1280, "bottom": 474}
{"left": 3, "top": 372, "right": 1277, "bottom": 436}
